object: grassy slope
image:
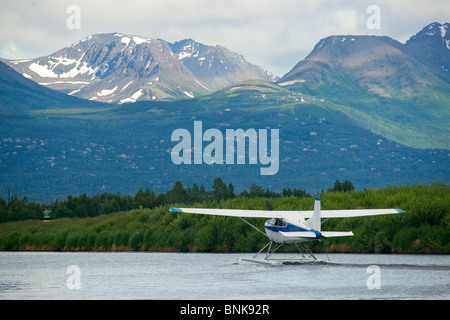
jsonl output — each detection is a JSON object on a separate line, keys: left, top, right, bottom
{"left": 10, "top": 77, "right": 449, "bottom": 150}
{"left": 286, "top": 79, "right": 450, "bottom": 150}
{"left": 0, "top": 184, "right": 448, "bottom": 253}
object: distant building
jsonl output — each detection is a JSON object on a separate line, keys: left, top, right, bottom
{"left": 43, "top": 209, "right": 51, "bottom": 222}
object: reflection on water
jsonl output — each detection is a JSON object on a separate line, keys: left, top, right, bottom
{"left": 0, "top": 252, "right": 449, "bottom": 299}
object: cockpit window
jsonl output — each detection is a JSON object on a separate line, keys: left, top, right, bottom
{"left": 270, "top": 218, "right": 286, "bottom": 227}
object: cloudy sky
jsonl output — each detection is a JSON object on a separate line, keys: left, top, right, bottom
{"left": 1, "top": 0, "right": 449, "bottom": 77}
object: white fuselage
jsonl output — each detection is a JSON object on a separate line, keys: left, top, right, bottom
{"left": 264, "top": 218, "right": 320, "bottom": 243}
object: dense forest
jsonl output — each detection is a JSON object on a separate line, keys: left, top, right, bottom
{"left": 0, "top": 177, "right": 316, "bottom": 223}
{"left": 0, "top": 179, "right": 448, "bottom": 254}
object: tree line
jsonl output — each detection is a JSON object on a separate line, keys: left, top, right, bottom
{"left": 1, "top": 177, "right": 330, "bottom": 223}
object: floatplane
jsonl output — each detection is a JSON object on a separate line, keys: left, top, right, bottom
{"left": 169, "top": 195, "right": 405, "bottom": 265}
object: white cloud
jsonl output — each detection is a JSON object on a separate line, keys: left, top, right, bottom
{"left": 335, "top": 9, "right": 358, "bottom": 33}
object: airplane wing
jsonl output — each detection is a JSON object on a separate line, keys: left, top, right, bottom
{"left": 169, "top": 207, "right": 404, "bottom": 219}
{"left": 169, "top": 207, "right": 286, "bottom": 218}
{"left": 320, "top": 209, "right": 405, "bottom": 218}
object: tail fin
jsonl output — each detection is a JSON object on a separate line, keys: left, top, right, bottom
{"left": 305, "top": 194, "right": 321, "bottom": 231}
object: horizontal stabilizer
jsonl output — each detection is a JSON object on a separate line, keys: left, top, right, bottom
{"left": 280, "top": 231, "right": 354, "bottom": 238}
{"left": 321, "top": 231, "right": 354, "bottom": 237}
{"left": 279, "top": 231, "right": 318, "bottom": 239}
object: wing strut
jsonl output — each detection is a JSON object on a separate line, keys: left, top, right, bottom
{"left": 238, "top": 217, "right": 266, "bottom": 236}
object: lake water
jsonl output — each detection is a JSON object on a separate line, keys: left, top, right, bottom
{"left": 0, "top": 252, "right": 449, "bottom": 300}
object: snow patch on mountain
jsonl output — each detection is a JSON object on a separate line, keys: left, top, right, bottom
{"left": 183, "top": 91, "right": 194, "bottom": 98}
{"left": 121, "top": 80, "right": 133, "bottom": 91}
{"left": 119, "top": 89, "right": 144, "bottom": 104}
{"left": 29, "top": 62, "right": 58, "bottom": 78}
{"left": 133, "top": 36, "right": 151, "bottom": 45}
{"left": 121, "top": 37, "right": 131, "bottom": 45}
{"left": 97, "top": 86, "right": 118, "bottom": 97}
{"left": 440, "top": 25, "right": 447, "bottom": 38}
{"left": 28, "top": 55, "right": 98, "bottom": 79}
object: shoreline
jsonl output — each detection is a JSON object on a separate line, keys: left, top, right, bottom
{"left": 0, "top": 245, "right": 446, "bottom": 255}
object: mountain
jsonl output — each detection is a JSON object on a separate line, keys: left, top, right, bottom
{"left": 278, "top": 34, "right": 444, "bottom": 98}
{"left": 0, "top": 60, "right": 108, "bottom": 114}
{"left": 2, "top": 33, "right": 212, "bottom": 103}
{"left": 277, "top": 22, "right": 450, "bottom": 150}
{"left": 404, "top": 22, "right": 450, "bottom": 82}
{"left": 2, "top": 34, "right": 278, "bottom": 103}
{"left": 170, "top": 38, "right": 278, "bottom": 91}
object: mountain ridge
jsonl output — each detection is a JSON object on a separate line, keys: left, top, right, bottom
{"left": 170, "top": 38, "right": 278, "bottom": 91}
{"left": 278, "top": 32, "right": 447, "bottom": 96}
{"left": 0, "top": 60, "right": 109, "bottom": 114}
{"left": 277, "top": 22, "right": 450, "bottom": 150}
{"left": 404, "top": 22, "right": 450, "bottom": 83}
{"left": 2, "top": 33, "right": 211, "bottom": 103}
{"left": 2, "top": 33, "right": 278, "bottom": 103}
